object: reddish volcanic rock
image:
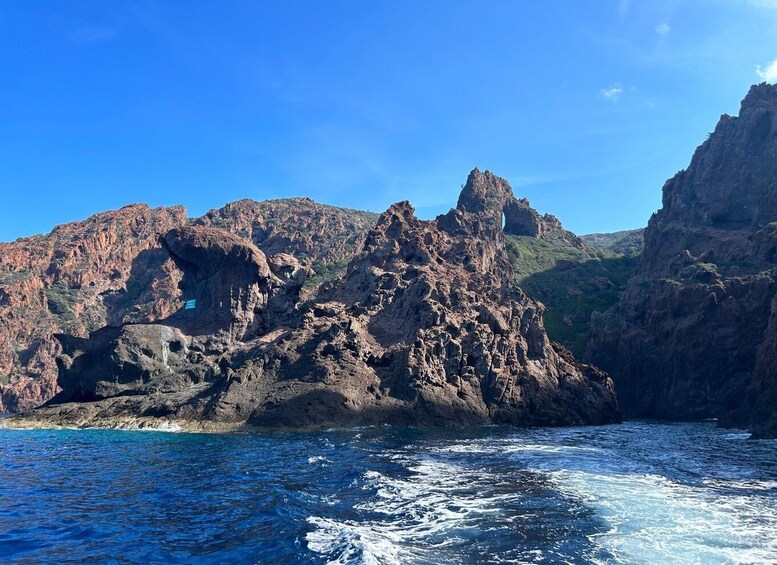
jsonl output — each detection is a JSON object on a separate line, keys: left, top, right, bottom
{"left": 588, "top": 83, "right": 777, "bottom": 435}
{"left": 196, "top": 198, "right": 379, "bottom": 279}
{"left": 0, "top": 199, "right": 382, "bottom": 412}
{"left": 456, "top": 168, "right": 585, "bottom": 247}
{"left": 17, "top": 171, "right": 619, "bottom": 430}
{"left": 0, "top": 204, "right": 187, "bottom": 411}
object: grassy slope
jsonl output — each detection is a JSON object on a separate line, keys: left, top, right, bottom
{"left": 580, "top": 228, "right": 644, "bottom": 256}
{"left": 506, "top": 232, "right": 640, "bottom": 357}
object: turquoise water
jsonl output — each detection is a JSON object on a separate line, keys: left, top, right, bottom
{"left": 1, "top": 422, "right": 776, "bottom": 564}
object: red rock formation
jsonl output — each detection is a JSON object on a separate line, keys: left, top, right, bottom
{"left": 588, "top": 83, "right": 777, "bottom": 434}
{"left": 456, "top": 168, "right": 585, "bottom": 247}
{"left": 0, "top": 199, "right": 381, "bottom": 412}
{"left": 197, "top": 198, "right": 379, "bottom": 278}
{"left": 17, "top": 171, "right": 619, "bottom": 429}
{"left": 0, "top": 204, "right": 187, "bottom": 411}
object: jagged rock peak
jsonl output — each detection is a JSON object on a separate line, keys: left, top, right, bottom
{"left": 741, "top": 81, "right": 777, "bottom": 108}
{"left": 456, "top": 168, "right": 516, "bottom": 219}
{"left": 658, "top": 82, "right": 777, "bottom": 229}
{"left": 377, "top": 200, "right": 416, "bottom": 223}
{"left": 454, "top": 168, "right": 585, "bottom": 246}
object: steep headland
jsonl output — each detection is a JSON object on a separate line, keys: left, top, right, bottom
{"left": 6, "top": 84, "right": 776, "bottom": 436}
{"left": 9, "top": 170, "right": 620, "bottom": 430}
{"left": 588, "top": 83, "right": 777, "bottom": 437}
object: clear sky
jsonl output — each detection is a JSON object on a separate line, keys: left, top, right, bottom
{"left": 2, "top": 1, "right": 777, "bottom": 241}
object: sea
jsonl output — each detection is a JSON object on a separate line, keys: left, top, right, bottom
{"left": 1, "top": 421, "right": 776, "bottom": 564}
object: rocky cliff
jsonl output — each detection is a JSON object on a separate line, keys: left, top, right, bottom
{"left": 457, "top": 169, "right": 585, "bottom": 248}
{"left": 461, "top": 180, "right": 643, "bottom": 358}
{"left": 197, "top": 198, "right": 378, "bottom": 284}
{"left": 0, "top": 204, "right": 187, "bottom": 412}
{"left": 12, "top": 170, "right": 620, "bottom": 430}
{"left": 0, "top": 199, "right": 379, "bottom": 412}
{"left": 588, "top": 83, "right": 777, "bottom": 435}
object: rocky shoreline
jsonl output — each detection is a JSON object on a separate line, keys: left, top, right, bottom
{"left": 3, "top": 83, "right": 777, "bottom": 437}
{"left": 7, "top": 170, "right": 619, "bottom": 431}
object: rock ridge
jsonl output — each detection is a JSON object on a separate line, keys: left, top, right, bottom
{"left": 15, "top": 171, "right": 620, "bottom": 429}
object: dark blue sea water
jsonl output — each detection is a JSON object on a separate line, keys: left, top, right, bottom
{"left": 1, "top": 422, "right": 776, "bottom": 564}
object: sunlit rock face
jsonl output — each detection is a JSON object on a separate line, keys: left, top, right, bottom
{"left": 0, "top": 198, "right": 377, "bottom": 412}
{"left": 51, "top": 225, "right": 306, "bottom": 408}
{"left": 24, "top": 171, "right": 619, "bottom": 430}
{"left": 455, "top": 168, "right": 584, "bottom": 246}
{"left": 0, "top": 204, "right": 188, "bottom": 412}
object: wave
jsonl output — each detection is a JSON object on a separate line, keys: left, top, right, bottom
{"left": 308, "top": 424, "right": 777, "bottom": 564}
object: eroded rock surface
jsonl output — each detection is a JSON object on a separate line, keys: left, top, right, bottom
{"left": 49, "top": 226, "right": 306, "bottom": 409}
{"left": 458, "top": 168, "right": 585, "bottom": 247}
{"left": 197, "top": 197, "right": 379, "bottom": 283}
{"left": 588, "top": 83, "right": 777, "bottom": 435}
{"left": 0, "top": 204, "right": 187, "bottom": 411}
{"left": 21, "top": 172, "right": 619, "bottom": 430}
{"left": 0, "top": 199, "right": 376, "bottom": 411}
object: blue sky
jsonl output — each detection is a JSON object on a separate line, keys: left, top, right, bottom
{"left": 2, "top": 1, "right": 777, "bottom": 241}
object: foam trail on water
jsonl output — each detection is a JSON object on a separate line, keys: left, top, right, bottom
{"left": 547, "top": 469, "right": 777, "bottom": 564}
{"left": 306, "top": 456, "right": 519, "bottom": 564}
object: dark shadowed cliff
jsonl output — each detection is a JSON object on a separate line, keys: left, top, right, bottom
{"left": 588, "top": 83, "right": 777, "bottom": 437}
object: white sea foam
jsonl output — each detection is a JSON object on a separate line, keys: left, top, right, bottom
{"left": 104, "top": 420, "right": 184, "bottom": 433}
{"left": 306, "top": 456, "right": 517, "bottom": 564}
{"left": 306, "top": 516, "right": 406, "bottom": 565}
{"left": 723, "top": 432, "right": 751, "bottom": 440}
{"left": 451, "top": 429, "right": 777, "bottom": 564}
{"left": 434, "top": 438, "right": 602, "bottom": 456}
{"left": 308, "top": 426, "right": 777, "bottom": 564}
{"left": 549, "top": 468, "right": 777, "bottom": 564}
{"left": 143, "top": 421, "right": 182, "bottom": 433}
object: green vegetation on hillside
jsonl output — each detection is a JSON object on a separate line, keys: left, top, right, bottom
{"left": 45, "top": 280, "right": 80, "bottom": 322}
{"left": 506, "top": 233, "right": 639, "bottom": 357}
{"left": 580, "top": 228, "right": 644, "bottom": 257}
{"left": 0, "top": 269, "right": 31, "bottom": 286}
{"left": 304, "top": 259, "right": 352, "bottom": 288}
{"left": 44, "top": 279, "right": 108, "bottom": 332}
{"left": 506, "top": 232, "right": 601, "bottom": 282}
